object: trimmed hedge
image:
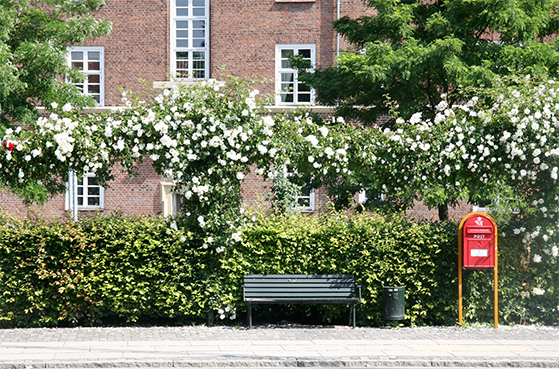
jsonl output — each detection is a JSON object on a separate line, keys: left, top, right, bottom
{"left": 221, "top": 212, "right": 458, "bottom": 326}
{"left": 0, "top": 212, "right": 557, "bottom": 327}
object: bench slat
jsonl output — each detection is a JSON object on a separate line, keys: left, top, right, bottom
{"left": 245, "top": 274, "right": 353, "bottom": 279}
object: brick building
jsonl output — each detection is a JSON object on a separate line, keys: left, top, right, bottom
{"left": 1, "top": 0, "right": 472, "bottom": 221}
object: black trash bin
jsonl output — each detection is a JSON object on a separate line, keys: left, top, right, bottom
{"left": 383, "top": 286, "right": 405, "bottom": 320}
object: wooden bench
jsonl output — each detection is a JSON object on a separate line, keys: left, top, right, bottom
{"left": 243, "top": 274, "right": 361, "bottom": 328}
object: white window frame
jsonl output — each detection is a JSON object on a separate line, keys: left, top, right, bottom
{"left": 358, "top": 190, "right": 385, "bottom": 204}
{"left": 171, "top": 0, "right": 210, "bottom": 80}
{"left": 294, "top": 186, "right": 315, "bottom": 212}
{"left": 67, "top": 46, "right": 105, "bottom": 106}
{"left": 283, "top": 167, "right": 316, "bottom": 212}
{"left": 160, "top": 181, "right": 183, "bottom": 217}
{"left": 65, "top": 173, "right": 105, "bottom": 211}
{"left": 275, "top": 44, "right": 316, "bottom": 106}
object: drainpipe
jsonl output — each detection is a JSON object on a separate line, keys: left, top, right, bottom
{"left": 336, "top": 0, "right": 340, "bottom": 58}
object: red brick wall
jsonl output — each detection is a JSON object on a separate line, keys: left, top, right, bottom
{"left": 210, "top": 0, "right": 374, "bottom": 96}
{"left": 89, "top": 0, "right": 169, "bottom": 106}
{"left": 1, "top": 161, "right": 163, "bottom": 219}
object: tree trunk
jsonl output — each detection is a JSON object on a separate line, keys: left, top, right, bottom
{"left": 438, "top": 203, "right": 449, "bottom": 221}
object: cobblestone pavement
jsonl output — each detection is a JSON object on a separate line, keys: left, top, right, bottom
{"left": 0, "top": 325, "right": 557, "bottom": 368}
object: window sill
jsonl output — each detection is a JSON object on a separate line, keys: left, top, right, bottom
{"left": 37, "top": 106, "right": 130, "bottom": 114}
{"left": 153, "top": 79, "right": 225, "bottom": 89}
{"left": 265, "top": 105, "right": 335, "bottom": 113}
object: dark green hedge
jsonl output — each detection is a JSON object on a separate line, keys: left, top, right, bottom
{"left": 0, "top": 212, "right": 556, "bottom": 327}
{"left": 221, "top": 212, "right": 458, "bottom": 326}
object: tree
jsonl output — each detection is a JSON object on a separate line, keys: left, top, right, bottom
{"left": 298, "top": 0, "right": 559, "bottom": 126}
{"left": 0, "top": 0, "right": 111, "bottom": 126}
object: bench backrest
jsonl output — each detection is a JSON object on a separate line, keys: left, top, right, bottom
{"left": 243, "top": 274, "right": 358, "bottom": 303}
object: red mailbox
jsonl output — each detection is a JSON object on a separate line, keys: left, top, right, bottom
{"left": 462, "top": 214, "right": 496, "bottom": 269}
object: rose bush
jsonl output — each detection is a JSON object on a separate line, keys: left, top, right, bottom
{"left": 1, "top": 74, "right": 558, "bottom": 323}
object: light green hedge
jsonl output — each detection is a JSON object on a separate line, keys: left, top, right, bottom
{"left": 0, "top": 212, "right": 556, "bottom": 327}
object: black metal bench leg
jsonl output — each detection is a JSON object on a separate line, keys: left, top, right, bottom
{"left": 248, "top": 303, "right": 252, "bottom": 329}
{"left": 351, "top": 303, "right": 356, "bottom": 328}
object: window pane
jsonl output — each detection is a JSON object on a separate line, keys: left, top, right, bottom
{"left": 72, "top": 62, "right": 83, "bottom": 69}
{"left": 88, "top": 187, "right": 100, "bottom": 196}
{"left": 88, "top": 85, "right": 100, "bottom": 94}
{"left": 192, "top": 30, "right": 205, "bottom": 38}
{"left": 298, "top": 82, "right": 310, "bottom": 92}
{"left": 88, "top": 61, "right": 100, "bottom": 71}
{"left": 281, "top": 49, "right": 294, "bottom": 58}
{"left": 177, "top": 52, "right": 189, "bottom": 59}
{"left": 281, "top": 73, "right": 294, "bottom": 82}
{"left": 192, "top": 39, "right": 205, "bottom": 47}
{"left": 193, "top": 60, "right": 205, "bottom": 69}
{"left": 298, "top": 93, "right": 311, "bottom": 102}
{"left": 77, "top": 197, "right": 83, "bottom": 206}
{"left": 88, "top": 197, "right": 100, "bottom": 206}
{"left": 281, "top": 83, "right": 293, "bottom": 91}
{"left": 193, "top": 0, "right": 205, "bottom": 5}
{"left": 176, "top": 0, "right": 189, "bottom": 5}
{"left": 193, "top": 8, "right": 205, "bottom": 16}
{"left": 75, "top": 84, "right": 84, "bottom": 93}
{"left": 177, "top": 8, "right": 189, "bottom": 16}
{"left": 88, "top": 51, "right": 100, "bottom": 60}
{"left": 177, "top": 40, "right": 189, "bottom": 47}
{"left": 88, "top": 75, "right": 100, "bottom": 83}
{"left": 176, "top": 60, "right": 188, "bottom": 69}
{"left": 176, "top": 21, "right": 189, "bottom": 29}
{"left": 78, "top": 186, "right": 83, "bottom": 195}
{"left": 71, "top": 51, "right": 83, "bottom": 60}
{"left": 193, "top": 70, "right": 205, "bottom": 78}
{"left": 299, "top": 49, "right": 311, "bottom": 58}
{"left": 88, "top": 177, "right": 99, "bottom": 186}
{"left": 193, "top": 51, "right": 205, "bottom": 59}
{"left": 176, "top": 30, "right": 189, "bottom": 38}
{"left": 298, "top": 197, "right": 310, "bottom": 207}
{"left": 281, "top": 93, "right": 293, "bottom": 103}
{"left": 92, "top": 95, "right": 100, "bottom": 103}
{"left": 193, "top": 20, "right": 205, "bottom": 29}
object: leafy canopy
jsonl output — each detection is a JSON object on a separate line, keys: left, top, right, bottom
{"left": 298, "top": 0, "right": 559, "bottom": 125}
{"left": 0, "top": 0, "right": 111, "bottom": 126}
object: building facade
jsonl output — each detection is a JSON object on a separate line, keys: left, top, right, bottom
{"left": 1, "top": 0, "right": 469, "bottom": 221}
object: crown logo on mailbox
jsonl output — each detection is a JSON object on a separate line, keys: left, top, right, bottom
{"left": 475, "top": 217, "right": 484, "bottom": 226}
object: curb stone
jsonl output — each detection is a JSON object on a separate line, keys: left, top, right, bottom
{"left": 1, "top": 360, "right": 559, "bottom": 369}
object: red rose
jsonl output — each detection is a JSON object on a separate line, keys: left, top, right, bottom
{"left": 3, "top": 141, "right": 14, "bottom": 151}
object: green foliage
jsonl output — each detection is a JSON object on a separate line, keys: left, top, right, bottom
{"left": 0, "top": 212, "right": 557, "bottom": 327}
{"left": 298, "top": 0, "right": 559, "bottom": 125}
{"left": 0, "top": 214, "right": 205, "bottom": 327}
{"left": 269, "top": 164, "right": 301, "bottom": 214}
{"left": 0, "top": 0, "right": 112, "bottom": 126}
{"left": 221, "top": 211, "right": 459, "bottom": 326}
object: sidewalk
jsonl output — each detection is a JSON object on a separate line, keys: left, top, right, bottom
{"left": 0, "top": 325, "right": 558, "bottom": 368}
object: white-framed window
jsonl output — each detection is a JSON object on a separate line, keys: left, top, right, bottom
{"left": 160, "top": 181, "right": 183, "bottom": 216}
{"left": 275, "top": 44, "right": 315, "bottom": 105}
{"left": 283, "top": 166, "right": 316, "bottom": 212}
{"left": 67, "top": 46, "right": 104, "bottom": 106}
{"left": 472, "top": 200, "right": 492, "bottom": 213}
{"left": 66, "top": 173, "right": 105, "bottom": 210}
{"left": 294, "top": 186, "right": 315, "bottom": 212}
{"left": 358, "top": 190, "right": 385, "bottom": 204}
{"left": 171, "top": 0, "right": 209, "bottom": 80}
